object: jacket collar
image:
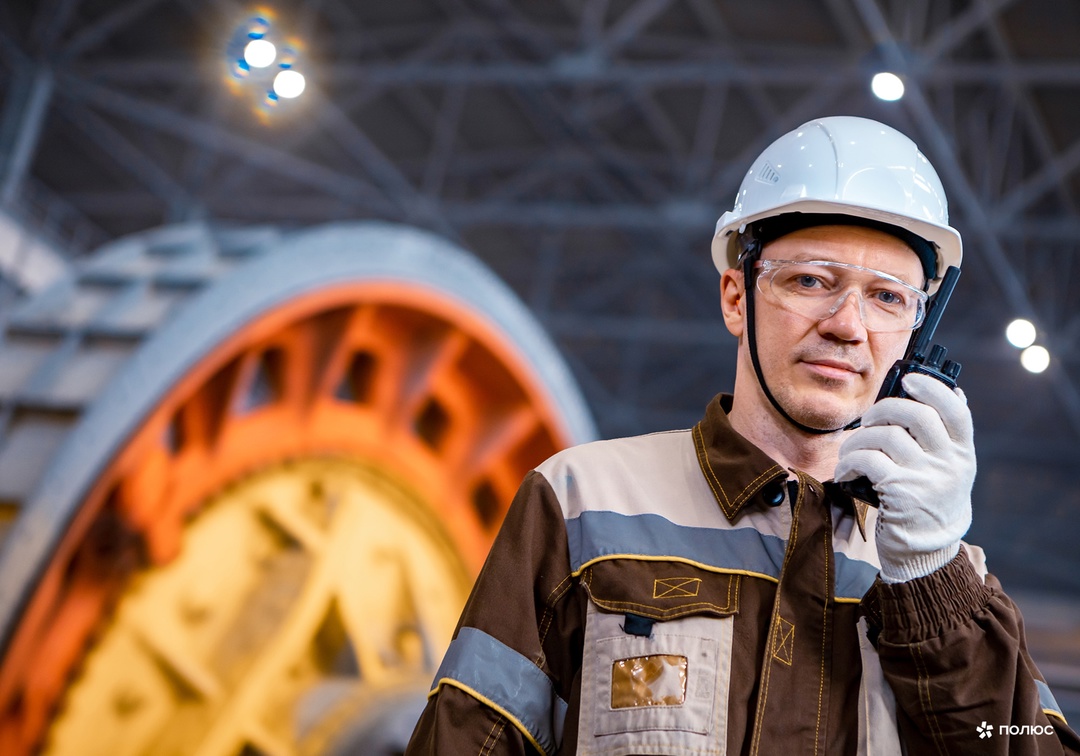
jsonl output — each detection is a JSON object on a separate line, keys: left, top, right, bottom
{"left": 692, "top": 393, "right": 787, "bottom": 522}
{"left": 694, "top": 394, "right": 871, "bottom": 537}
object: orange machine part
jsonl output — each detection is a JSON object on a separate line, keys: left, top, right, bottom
{"left": 0, "top": 281, "right": 570, "bottom": 755}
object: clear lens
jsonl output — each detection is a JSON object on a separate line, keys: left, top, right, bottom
{"left": 756, "top": 259, "right": 927, "bottom": 332}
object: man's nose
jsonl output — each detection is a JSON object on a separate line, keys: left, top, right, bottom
{"left": 818, "top": 290, "right": 868, "bottom": 341}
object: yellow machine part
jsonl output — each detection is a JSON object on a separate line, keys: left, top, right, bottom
{"left": 44, "top": 459, "right": 469, "bottom": 756}
{"left": 0, "top": 224, "right": 592, "bottom": 755}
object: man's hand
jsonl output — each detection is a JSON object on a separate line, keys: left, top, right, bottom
{"left": 835, "top": 372, "right": 976, "bottom": 583}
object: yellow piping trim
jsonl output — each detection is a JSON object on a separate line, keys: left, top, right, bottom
{"left": 1045, "top": 708, "right": 1069, "bottom": 725}
{"left": 571, "top": 553, "right": 779, "bottom": 584}
{"left": 573, "top": 555, "right": 870, "bottom": 602}
{"left": 430, "top": 677, "right": 550, "bottom": 756}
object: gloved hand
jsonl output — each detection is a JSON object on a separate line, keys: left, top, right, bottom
{"left": 834, "top": 373, "right": 976, "bottom": 583}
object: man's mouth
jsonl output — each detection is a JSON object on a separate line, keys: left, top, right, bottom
{"left": 801, "top": 358, "right": 865, "bottom": 379}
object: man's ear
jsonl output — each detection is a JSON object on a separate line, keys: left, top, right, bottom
{"left": 720, "top": 268, "right": 746, "bottom": 338}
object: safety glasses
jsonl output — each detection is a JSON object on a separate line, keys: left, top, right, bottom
{"left": 755, "top": 259, "right": 928, "bottom": 333}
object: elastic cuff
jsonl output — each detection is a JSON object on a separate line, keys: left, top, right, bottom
{"left": 876, "top": 546, "right": 993, "bottom": 643}
{"left": 879, "top": 541, "right": 961, "bottom": 584}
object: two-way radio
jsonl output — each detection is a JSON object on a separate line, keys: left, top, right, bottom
{"left": 839, "top": 265, "right": 962, "bottom": 507}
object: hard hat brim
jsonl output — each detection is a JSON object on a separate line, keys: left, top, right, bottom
{"left": 712, "top": 199, "right": 963, "bottom": 294}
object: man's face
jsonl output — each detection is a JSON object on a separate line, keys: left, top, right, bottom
{"left": 729, "top": 224, "right": 926, "bottom": 431}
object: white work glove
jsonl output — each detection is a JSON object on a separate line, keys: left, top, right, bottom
{"left": 834, "top": 372, "right": 976, "bottom": 583}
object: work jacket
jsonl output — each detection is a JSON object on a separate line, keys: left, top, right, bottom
{"left": 408, "top": 394, "right": 1079, "bottom": 755}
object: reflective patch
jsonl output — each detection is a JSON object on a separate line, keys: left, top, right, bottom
{"left": 565, "top": 510, "right": 880, "bottom": 600}
{"left": 611, "top": 655, "right": 688, "bottom": 709}
{"left": 432, "top": 627, "right": 567, "bottom": 755}
{"left": 1037, "top": 678, "right": 1067, "bottom": 723}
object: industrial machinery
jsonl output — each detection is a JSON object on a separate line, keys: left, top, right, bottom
{"left": 0, "top": 222, "right": 595, "bottom": 755}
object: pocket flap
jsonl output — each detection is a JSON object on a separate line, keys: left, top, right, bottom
{"left": 582, "top": 559, "right": 740, "bottom": 621}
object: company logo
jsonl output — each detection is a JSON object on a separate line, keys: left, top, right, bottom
{"left": 976, "top": 721, "right": 1055, "bottom": 738}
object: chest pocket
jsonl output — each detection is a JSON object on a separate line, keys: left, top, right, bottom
{"left": 578, "top": 561, "right": 739, "bottom": 756}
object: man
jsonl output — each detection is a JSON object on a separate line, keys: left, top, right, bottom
{"left": 406, "top": 116, "right": 1080, "bottom": 754}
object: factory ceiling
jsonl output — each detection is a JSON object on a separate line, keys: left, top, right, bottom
{"left": 0, "top": 0, "right": 1078, "bottom": 603}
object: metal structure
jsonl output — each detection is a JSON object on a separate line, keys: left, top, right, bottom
{"left": 0, "top": 221, "right": 595, "bottom": 754}
{"left": 0, "top": 0, "right": 1078, "bottom": 726}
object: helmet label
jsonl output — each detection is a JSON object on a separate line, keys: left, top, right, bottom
{"left": 755, "top": 161, "right": 781, "bottom": 184}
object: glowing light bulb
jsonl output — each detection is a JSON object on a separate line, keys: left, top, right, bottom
{"left": 273, "top": 69, "right": 306, "bottom": 98}
{"left": 871, "top": 72, "right": 905, "bottom": 101}
{"left": 1020, "top": 345, "right": 1050, "bottom": 373}
{"left": 244, "top": 38, "right": 276, "bottom": 68}
{"left": 1005, "top": 318, "right": 1037, "bottom": 348}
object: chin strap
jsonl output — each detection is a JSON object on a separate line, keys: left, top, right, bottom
{"left": 741, "top": 250, "right": 859, "bottom": 435}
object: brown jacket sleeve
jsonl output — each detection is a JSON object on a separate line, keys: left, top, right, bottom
{"left": 863, "top": 548, "right": 1080, "bottom": 754}
{"left": 406, "top": 470, "right": 585, "bottom": 756}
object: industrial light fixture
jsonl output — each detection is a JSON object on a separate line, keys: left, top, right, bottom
{"left": 226, "top": 13, "right": 308, "bottom": 117}
{"left": 1020, "top": 345, "right": 1050, "bottom": 374}
{"left": 243, "top": 38, "right": 276, "bottom": 68}
{"left": 1005, "top": 318, "right": 1037, "bottom": 349}
{"left": 1005, "top": 318, "right": 1051, "bottom": 373}
{"left": 871, "top": 72, "right": 905, "bottom": 101}
{"left": 273, "top": 69, "right": 306, "bottom": 98}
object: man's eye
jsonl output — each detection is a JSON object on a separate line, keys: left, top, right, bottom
{"left": 795, "top": 275, "right": 822, "bottom": 289}
{"left": 873, "top": 290, "right": 905, "bottom": 306}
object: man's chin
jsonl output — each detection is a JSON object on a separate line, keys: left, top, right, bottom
{"left": 794, "top": 413, "right": 854, "bottom": 433}
{"left": 785, "top": 393, "right": 869, "bottom": 433}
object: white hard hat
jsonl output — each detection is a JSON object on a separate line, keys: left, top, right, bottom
{"left": 712, "top": 116, "right": 962, "bottom": 291}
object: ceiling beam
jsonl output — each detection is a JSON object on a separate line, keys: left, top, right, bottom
{"left": 71, "top": 55, "right": 1080, "bottom": 90}
{"left": 59, "top": 0, "right": 172, "bottom": 61}
{"left": 919, "top": 0, "right": 1022, "bottom": 63}
{"left": 58, "top": 75, "right": 401, "bottom": 217}
{"left": 56, "top": 102, "right": 192, "bottom": 213}
{"left": 0, "top": 62, "right": 53, "bottom": 207}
